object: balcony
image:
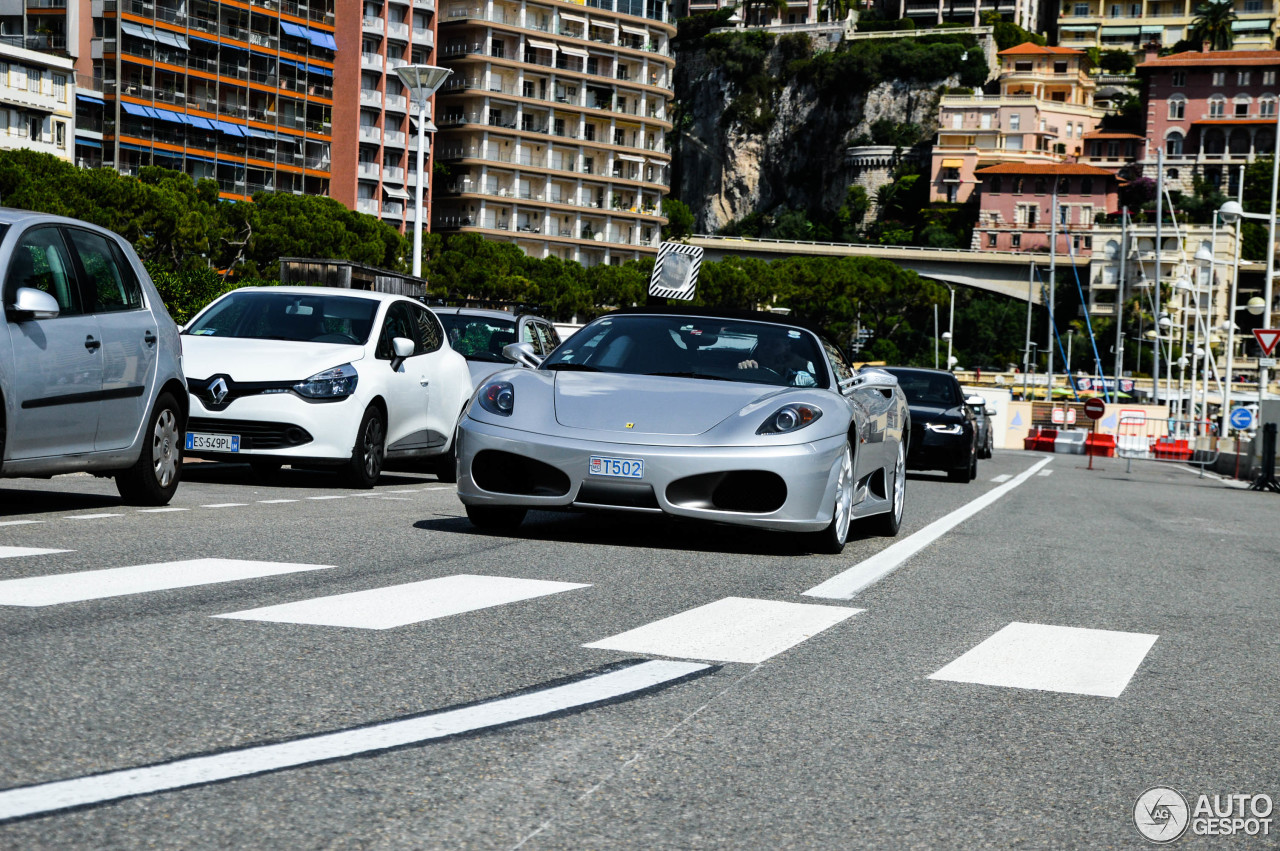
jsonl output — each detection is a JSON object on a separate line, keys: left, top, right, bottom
{"left": 385, "top": 93, "right": 407, "bottom": 112}
{"left": 412, "top": 0, "right": 434, "bottom": 10}
{"left": 384, "top": 165, "right": 405, "bottom": 182}
{"left": 359, "top": 125, "right": 382, "bottom": 144}
{"left": 360, "top": 89, "right": 384, "bottom": 108}
{"left": 363, "top": 16, "right": 385, "bottom": 36}
{"left": 382, "top": 201, "right": 405, "bottom": 218}
{"left": 359, "top": 161, "right": 382, "bottom": 180}
{"left": 357, "top": 198, "right": 380, "bottom": 215}
{"left": 387, "top": 21, "right": 409, "bottom": 41}
{"left": 384, "top": 129, "right": 407, "bottom": 147}
{"left": 361, "top": 53, "right": 385, "bottom": 72}
{"left": 412, "top": 28, "right": 433, "bottom": 49}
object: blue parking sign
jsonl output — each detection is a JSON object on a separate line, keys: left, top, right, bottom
{"left": 1229, "top": 406, "right": 1255, "bottom": 431}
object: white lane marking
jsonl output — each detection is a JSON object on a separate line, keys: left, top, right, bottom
{"left": 0, "top": 547, "right": 72, "bottom": 559}
{"left": 990, "top": 474, "right": 1012, "bottom": 483}
{"left": 137, "top": 508, "right": 189, "bottom": 514}
{"left": 201, "top": 503, "right": 247, "bottom": 509}
{"left": 65, "top": 514, "right": 122, "bottom": 520}
{"left": 0, "top": 520, "right": 43, "bottom": 527}
{"left": 383, "top": 490, "right": 420, "bottom": 495}
{"left": 306, "top": 495, "right": 348, "bottom": 501}
{"left": 216, "top": 574, "right": 590, "bottom": 630}
{"left": 928, "top": 622, "right": 1158, "bottom": 698}
{"left": 585, "top": 597, "right": 861, "bottom": 664}
{"left": 1171, "top": 464, "right": 1251, "bottom": 489}
{"left": 1038, "top": 469, "right": 1054, "bottom": 477}
{"left": 0, "top": 559, "right": 333, "bottom": 607}
{"left": 257, "top": 499, "right": 298, "bottom": 504}
{"left": 804, "top": 456, "right": 1053, "bottom": 600}
{"left": 0, "top": 659, "right": 709, "bottom": 822}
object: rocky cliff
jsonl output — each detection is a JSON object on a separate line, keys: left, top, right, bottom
{"left": 673, "top": 32, "right": 980, "bottom": 233}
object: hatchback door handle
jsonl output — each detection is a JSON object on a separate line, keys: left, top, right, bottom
{"left": 144, "top": 330, "right": 157, "bottom": 345}
{"left": 84, "top": 336, "right": 100, "bottom": 351}
{"left": 420, "top": 379, "right": 430, "bottom": 387}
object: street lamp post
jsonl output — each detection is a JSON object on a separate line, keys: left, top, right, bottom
{"left": 394, "top": 64, "right": 452, "bottom": 279}
{"left": 944, "top": 283, "right": 955, "bottom": 372}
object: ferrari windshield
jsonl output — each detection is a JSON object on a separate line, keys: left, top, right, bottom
{"left": 540, "top": 314, "right": 829, "bottom": 388}
{"left": 184, "top": 291, "right": 379, "bottom": 345}
{"left": 438, "top": 314, "right": 518, "bottom": 363}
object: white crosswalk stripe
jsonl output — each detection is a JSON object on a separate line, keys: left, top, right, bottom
{"left": 216, "top": 574, "right": 590, "bottom": 630}
{"left": 928, "top": 622, "right": 1158, "bottom": 698}
{"left": 0, "top": 546, "right": 72, "bottom": 559}
{"left": 0, "top": 558, "right": 333, "bottom": 607}
{"left": 585, "top": 597, "right": 861, "bottom": 664}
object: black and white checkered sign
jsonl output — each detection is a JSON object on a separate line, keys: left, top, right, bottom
{"left": 648, "top": 242, "right": 703, "bottom": 301}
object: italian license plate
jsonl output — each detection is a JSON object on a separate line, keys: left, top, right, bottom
{"left": 589, "top": 456, "right": 643, "bottom": 479}
{"left": 186, "top": 432, "right": 240, "bottom": 453}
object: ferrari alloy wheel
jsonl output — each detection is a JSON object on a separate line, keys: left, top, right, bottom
{"left": 869, "top": 442, "right": 905, "bottom": 537}
{"left": 810, "top": 441, "right": 853, "bottom": 554}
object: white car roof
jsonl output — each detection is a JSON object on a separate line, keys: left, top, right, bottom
{"left": 231, "top": 286, "right": 412, "bottom": 303}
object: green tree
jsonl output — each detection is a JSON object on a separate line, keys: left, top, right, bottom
{"left": 241, "top": 193, "right": 409, "bottom": 277}
{"left": 982, "top": 11, "right": 1046, "bottom": 51}
{"left": 1099, "top": 49, "right": 1135, "bottom": 74}
{"left": 661, "top": 198, "right": 696, "bottom": 240}
{"left": 1189, "top": 0, "right": 1236, "bottom": 50}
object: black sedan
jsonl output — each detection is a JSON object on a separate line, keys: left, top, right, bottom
{"left": 882, "top": 367, "right": 977, "bottom": 482}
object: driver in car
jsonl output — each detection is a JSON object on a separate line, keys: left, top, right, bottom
{"left": 738, "top": 333, "right": 818, "bottom": 387}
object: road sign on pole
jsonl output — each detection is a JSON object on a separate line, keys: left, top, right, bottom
{"left": 1083, "top": 398, "right": 1106, "bottom": 420}
{"left": 1229, "top": 406, "right": 1256, "bottom": 431}
{"left": 1255, "top": 329, "right": 1280, "bottom": 357}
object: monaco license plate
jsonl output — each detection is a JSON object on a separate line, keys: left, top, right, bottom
{"left": 185, "top": 432, "right": 240, "bottom": 453}
{"left": 589, "top": 456, "right": 643, "bottom": 479}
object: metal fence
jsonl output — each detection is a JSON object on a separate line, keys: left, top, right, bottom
{"left": 1117, "top": 415, "right": 1220, "bottom": 475}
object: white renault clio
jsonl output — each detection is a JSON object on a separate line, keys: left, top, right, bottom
{"left": 181, "top": 287, "right": 472, "bottom": 487}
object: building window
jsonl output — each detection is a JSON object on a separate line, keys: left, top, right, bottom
{"left": 1034, "top": 177, "right": 1047, "bottom": 194}
{"left": 1168, "top": 98, "right": 1185, "bottom": 119}
{"left": 987, "top": 232, "right": 998, "bottom": 247}
{"left": 1263, "top": 98, "right": 1277, "bottom": 118}
{"left": 1209, "top": 98, "right": 1225, "bottom": 118}
{"left": 1235, "top": 99, "right": 1250, "bottom": 117}
{"left": 1015, "top": 61, "right": 1033, "bottom": 72}
{"left": 1060, "top": 204, "right": 1069, "bottom": 225}
{"left": 1171, "top": 71, "right": 1186, "bottom": 87}
{"left": 1265, "top": 71, "right": 1276, "bottom": 86}
{"left": 1238, "top": 71, "right": 1252, "bottom": 86}
{"left": 1009, "top": 113, "right": 1020, "bottom": 131}
{"left": 1212, "top": 71, "right": 1225, "bottom": 86}
{"left": 1166, "top": 131, "right": 1183, "bottom": 155}
{"left": 53, "top": 74, "right": 65, "bottom": 102}
{"left": 54, "top": 121, "right": 64, "bottom": 147}
{"left": 1073, "top": 1, "right": 1088, "bottom": 13}
{"left": 1081, "top": 176, "right": 1093, "bottom": 194}
{"left": 989, "top": 176, "right": 1003, "bottom": 193}
{"left": 1011, "top": 233, "right": 1021, "bottom": 248}
{"left": 1013, "top": 177, "right": 1024, "bottom": 194}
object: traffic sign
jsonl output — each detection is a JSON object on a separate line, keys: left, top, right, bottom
{"left": 1260, "top": 357, "right": 1277, "bottom": 368}
{"left": 1229, "top": 406, "right": 1256, "bottom": 431}
{"left": 1255, "top": 329, "right": 1280, "bottom": 357}
{"left": 1083, "top": 397, "right": 1106, "bottom": 420}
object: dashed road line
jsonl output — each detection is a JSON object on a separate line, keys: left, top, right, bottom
{"left": 201, "top": 503, "right": 248, "bottom": 509}
{"left": 0, "top": 520, "right": 43, "bottom": 527}
{"left": 990, "top": 474, "right": 1012, "bottom": 483}
{"left": 0, "top": 547, "right": 72, "bottom": 559}
{"left": 65, "top": 514, "right": 123, "bottom": 520}
{"left": 257, "top": 499, "right": 299, "bottom": 504}
{"left": 137, "top": 508, "right": 189, "bottom": 514}
{"left": 306, "top": 495, "right": 349, "bottom": 501}
{"left": 0, "top": 659, "right": 711, "bottom": 822}
{"left": 803, "top": 456, "right": 1053, "bottom": 600}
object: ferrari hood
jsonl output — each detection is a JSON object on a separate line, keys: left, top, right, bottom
{"left": 182, "top": 335, "right": 366, "bottom": 381}
{"left": 552, "top": 372, "right": 780, "bottom": 435}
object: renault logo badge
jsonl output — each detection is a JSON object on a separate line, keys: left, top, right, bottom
{"left": 210, "top": 377, "right": 229, "bottom": 406}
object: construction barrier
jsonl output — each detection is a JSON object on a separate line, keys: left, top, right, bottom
{"left": 1085, "top": 433, "right": 1116, "bottom": 457}
{"left": 1117, "top": 416, "right": 1220, "bottom": 475}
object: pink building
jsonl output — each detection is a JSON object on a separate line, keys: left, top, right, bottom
{"left": 972, "top": 162, "right": 1118, "bottom": 255}
{"left": 1137, "top": 48, "right": 1280, "bottom": 195}
{"left": 931, "top": 43, "right": 1105, "bottom": 204}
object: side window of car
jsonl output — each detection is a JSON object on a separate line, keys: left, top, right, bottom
{"left": 520, "top": 320, "right": 538, "bottom": 348}
{"left": 66, "top": 229, "right": 143, "bottom": 313}
{"left": 822, "top": 339, "right": 855, "bottom": 389}
{"left": 412, "top": 304, "right": 444, "bottom": 354}
{"left": 376, "top": 302, "right": 421, "bottom": 359}
{"left": 4, "top": 226, "right": 82, "bottom": 316}
{"left": 534, "top": 322, "right": 559, "bottom": 356}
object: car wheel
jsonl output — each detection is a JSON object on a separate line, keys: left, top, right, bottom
{"left": 116, "top": 392, "right": 183, "bottom": 505}
{"left": 343, "top": 405, "right": 385, "bottom": 489}
{"left": 466, "top": 504, "right": 526, "bottom": 531}
{"left": 249, "top": 458, "right": 284, "bottom": 480}
{"left": 433, "top": 422, "right": 461, "bottom": 484}
{"left": 969, "top": 450, "right": 978, "bottom": 481}
{"left": 808, "top": 440, "right": 853, "bottom": 554}
{"left": 947, "top": 464, "right": 970, "bottom": 483}
{"left": 868, "top": 442, "right": 905, "bottom": 537}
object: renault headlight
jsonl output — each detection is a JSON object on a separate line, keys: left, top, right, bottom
{"left": 757, "top": 403, "right": 822, "bottom": 435}
{"left": 924, "top": 422, "right": 963, "bottom": 434}
{"left": 294, "top": 364, "right": 358, "bottom": 399}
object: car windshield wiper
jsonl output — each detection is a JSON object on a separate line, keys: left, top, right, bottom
{"left": 643, "top": 371, "right": 732, "bottom": 381}
{"left": 544, "top": 362, "right": 599, "bottom": 371}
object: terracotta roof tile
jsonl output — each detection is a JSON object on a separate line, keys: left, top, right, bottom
{"left": 1138, "top": 49, "right": 1280, "bottom": 69}
{"left": 999, "top": 42, "right": 1087, "bottom": 56}
{"left": 974, "top": 162, "right": 1117, "bottom": 176}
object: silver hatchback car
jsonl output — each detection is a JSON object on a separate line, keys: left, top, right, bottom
{"left": 0, "top": 211, "right": 188, "bottom": 504}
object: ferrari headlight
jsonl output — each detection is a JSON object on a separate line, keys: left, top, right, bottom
{"left": 479, "top": 380, "right": 515, "bottom": 416}
{"left": 757, "top": 403, "right": 822, "bottom": 435}
{"left": 925, "top": 422, "right": 964, "bottom": 434}
{"left": 294, "top": 363, "right": 358, "bottom": 399}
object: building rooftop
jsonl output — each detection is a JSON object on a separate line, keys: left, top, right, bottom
{"left": 999, "top": 42, "right": 1087, "bottom": 56}
{"left": 974, "top": 162, "right": 1116, "bottom": 176}
{"left": 1137, "top": 49, "right": 1280, "bottom": 69}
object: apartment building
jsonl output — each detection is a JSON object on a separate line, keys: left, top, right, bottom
{"left": 1138, "top": 47, "right": 1279, "bottom": 194}
{"left": 1057, "top": 0, "right": 1277, "bottom": 52}
{"left": 432, "top": 0, "right": 675, "bottom": 266}
{"left": 0, "top": 42, "right": 75, "bottom": 162}
{"left": 930, "top": 43, "right": 1104, "bottom": 204}
{"left": 329, "top": 0, "right": 438, "bottom": 228}
{"left": 682, "top": 0, "right": 835, "bottom": 25}
{"left": 876, "top": 0, "right": 1038, "bottom": 30}
{"left": 971, "top": 161, "right": 1118, "bottom": 254}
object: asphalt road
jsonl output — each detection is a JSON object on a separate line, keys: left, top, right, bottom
{"left": 0, "top": 450, "right": 1275, "bottom": 849}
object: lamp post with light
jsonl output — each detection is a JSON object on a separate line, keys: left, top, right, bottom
{"left": 394, "top": 64, "right": 452, "bottom": 279}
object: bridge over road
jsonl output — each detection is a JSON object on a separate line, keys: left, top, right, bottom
{"left": 684, "top": 236, "right": 1092, "bottom": 306}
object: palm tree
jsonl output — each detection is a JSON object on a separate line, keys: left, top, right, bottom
{"left": 1189, "top": 0, "right": 1237, "bottom": 51}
